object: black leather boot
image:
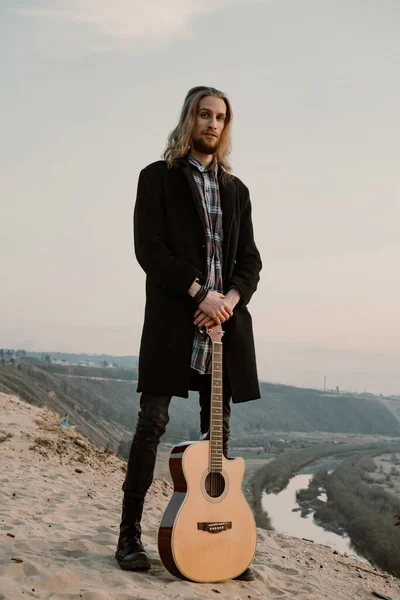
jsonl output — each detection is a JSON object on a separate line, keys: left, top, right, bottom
{"left": 115, "top": 500, "right": 151, "bottom": 571}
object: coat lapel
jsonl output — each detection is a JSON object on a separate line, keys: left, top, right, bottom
{"left": 181, "top": 163, "right": 207, "bottom": 235}
{"left": 219, "top": 172, "right": 235, "bottom": 259}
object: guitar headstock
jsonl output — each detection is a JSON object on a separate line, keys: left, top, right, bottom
{"left": 206, "top": 325, "right": 224, "bottom": 343}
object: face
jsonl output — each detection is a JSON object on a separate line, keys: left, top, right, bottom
{"left": 191, "top": 95, "right": 227, "bottom": 156}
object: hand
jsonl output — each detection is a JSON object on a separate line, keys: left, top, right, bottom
{"left": 199, "top": 290, "right": 232, "bottom": 322}
{"left": 193, "top": 311, "right": 219, "bottom": 329}
{"left": 224, "top": 288, "right": 241, "bottom": 311}
{"left": 193, "top": 288, "right": 241, "bottom": 329}
{"left": 193, "top": 290, "right": 233, "bottom": 327}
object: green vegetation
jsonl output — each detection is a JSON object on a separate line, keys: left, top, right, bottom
{"left": 2, "top": 353, "right": 399, "bottom": 453}
{"left": 234, "top": 381, "right": 400, "bottom": 437}
{"left": 18, "top": 351, "right": 138, "bottom": 369}
{"left": 41, "top": 362, "right": 138, "bottom": 382}
{"left": 250, "top": 441, "right": 400, "bottom": 532}
{"left": 296, "top": 454, "right": 400, "bottom": 576}
{"left": 3, "top": 349, "right": 400, "bottom": 440}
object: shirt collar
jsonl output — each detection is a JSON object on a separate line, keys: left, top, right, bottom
{"left": 187, "top": 155, "right": 218, "bottom": 175}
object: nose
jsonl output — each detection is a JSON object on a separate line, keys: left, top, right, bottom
{"left": 210, "top": 116, "right": 219, "bottom": 130}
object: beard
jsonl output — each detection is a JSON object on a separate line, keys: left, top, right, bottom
{"left": 192, "top": 135, "right": 219, "bottom": 155}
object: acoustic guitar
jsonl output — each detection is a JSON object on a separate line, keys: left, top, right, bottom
{"left": 158, "top": 325, "right": 257, "bottom": 582}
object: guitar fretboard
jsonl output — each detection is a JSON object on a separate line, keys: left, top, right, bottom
{"left": 209, "top": 341, "right": 223, "bottom": 473}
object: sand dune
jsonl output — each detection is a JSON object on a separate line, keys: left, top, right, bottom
{"left": 0, "top": 392, "right": 399, "bottom": 600}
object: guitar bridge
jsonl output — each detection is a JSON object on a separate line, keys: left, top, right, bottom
{"left": 197, "top": 521, "right": 232, "bottom": 533}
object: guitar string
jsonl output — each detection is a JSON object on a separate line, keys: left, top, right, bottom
{"left": 211, "top": 338, "right": 223, "bottom": 498}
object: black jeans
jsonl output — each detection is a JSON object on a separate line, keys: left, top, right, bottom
{"left": 122, "top": 374, "right": 231, "bottom": 504}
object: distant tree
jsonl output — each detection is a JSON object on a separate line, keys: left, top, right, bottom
{"left": 0, "top": 349, "right": 4, "bottom": 359}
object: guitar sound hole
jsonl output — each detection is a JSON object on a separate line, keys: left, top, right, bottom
{"left": 205, "top": 472, "right": 226, "bottom": 498}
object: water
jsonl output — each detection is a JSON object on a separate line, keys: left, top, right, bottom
{"left": 262, "top": 473, "right": 367, "bottom": 562}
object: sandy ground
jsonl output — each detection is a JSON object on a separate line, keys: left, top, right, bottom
{"left": 1, "top": 392, "right": 399, "bottom": 600}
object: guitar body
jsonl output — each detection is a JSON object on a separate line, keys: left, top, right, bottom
{"left": 158, "top": 440, "right": 257, "bottom": 582}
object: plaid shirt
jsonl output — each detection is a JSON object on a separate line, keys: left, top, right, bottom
{"left": 188, "top": 156, "right": 224, "bottom": 374}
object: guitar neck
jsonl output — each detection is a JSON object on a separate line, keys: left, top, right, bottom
{"left": 209, "top": 339, "right": 223, "bottom": 473}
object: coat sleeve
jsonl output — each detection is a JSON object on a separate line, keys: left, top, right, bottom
{"left": 134, "top": 167, "right": 201, "bottom": 296}
{"left": 228, "top": 186, "right": 262, "bottom": 307}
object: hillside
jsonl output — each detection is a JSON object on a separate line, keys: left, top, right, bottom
{"left": 23, "top": 351, "right": 138, "bottom": 369}
{"left": 381, "top": 395, "right": 400, "bottom": 424}
{"left": 0, "top": 363, "right": 129, "bottom": 450}
{"left": 1, "top": 392, "right": 399, "bottom": 600}
{"left": 0, "top": 363, "right": 200, "bottom": 449}
{"left": 0, "top": 362, "right": 399, "bottom": 452}
{"left": 233, "top": 382, "right": 400, "bottom": 438}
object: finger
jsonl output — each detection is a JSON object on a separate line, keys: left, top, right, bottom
{"left": 200, "top": 312, "right": 211, "bottom": 323}
{"left": 204, "top": 319, "right": 216, "bottom": 328}
{"left": 215, "top": 301, "right": 231, "bottom": 317}
{"left": 224, "top": 304, "right": 233, "bottom": 317}
{"left": 202, "top": 306, "right": 220, "bottom": 319}
{"left": 198, "top": 315, "right": 211, "bottom": 327}
{"left": 194, "top": 312, "right": 207, "bottom": 325}
{"left": 210, "top": 313, "right": 224, "bottom": 324}
{"left": 193, "top": 311, "right": 203, "bottom": 325}
{"left": 218, "top": 310, "right": 229, "bottom": 322}
{"left": 194, "top": 308, "right": 201, "bottom": 318}
{"left": 198, "top": 300, "right": 217, "bottom": 317}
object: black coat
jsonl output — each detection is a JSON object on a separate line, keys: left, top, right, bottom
{"left": 134, "top": 159, "right": 262, "bottom": 403}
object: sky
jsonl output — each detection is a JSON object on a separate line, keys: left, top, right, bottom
{"left": 1, "top": 0, "right": 399, "bottom": 395}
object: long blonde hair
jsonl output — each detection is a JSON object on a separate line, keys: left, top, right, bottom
{"left": 164, "top": 86, "right": 233, "bottom": 174}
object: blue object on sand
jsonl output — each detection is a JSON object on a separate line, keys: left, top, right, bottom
{"left": 58, "top": 412, "right": 73, "bottom": 430}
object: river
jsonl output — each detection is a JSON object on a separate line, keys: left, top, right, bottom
{"left": 261, "top": 468, "right": 367, "bottom": 563}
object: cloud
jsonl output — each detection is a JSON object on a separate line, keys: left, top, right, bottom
{"left": 16, "top": 0, "right": 248, "bottom": 50}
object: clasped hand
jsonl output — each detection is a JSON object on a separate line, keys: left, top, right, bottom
{"left": 193, "top": 289, "right": 237, "bottom": 329}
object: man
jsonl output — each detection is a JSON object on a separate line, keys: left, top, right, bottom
{"left": 116, "top": 86, "right": 262, "bottom": 577}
